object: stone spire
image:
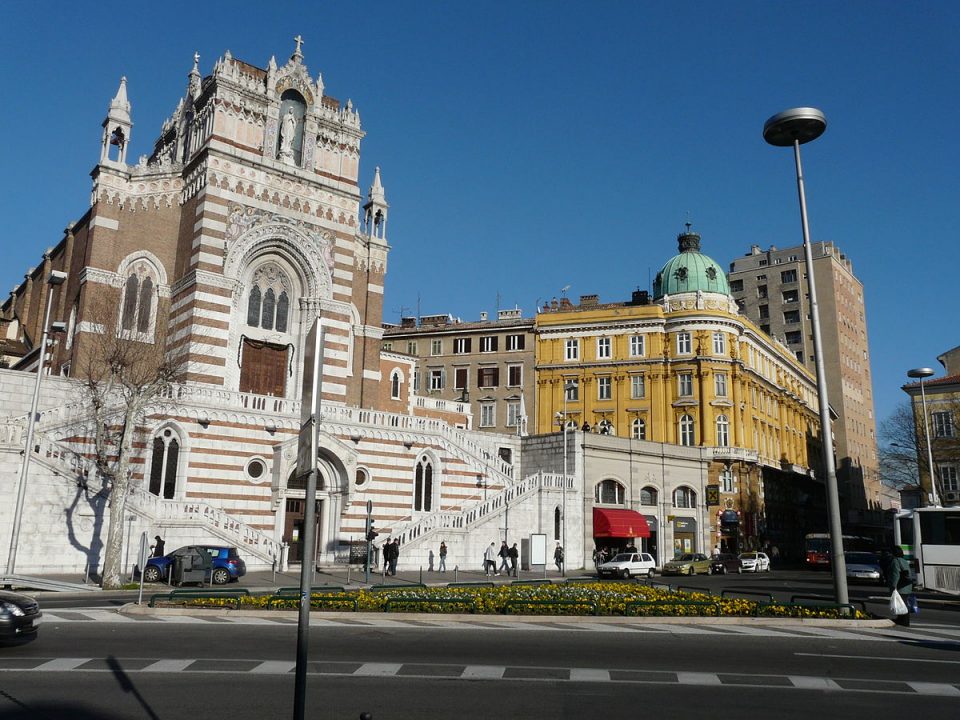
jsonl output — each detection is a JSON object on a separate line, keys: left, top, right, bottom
{"left": 363, "top": 167, "right": 389, "bottom": 241}
{"left": 188, "top": 51, "right": 201, "bottom": 98}
{"left": 100, "top": 76, "right": 133, "bottom": 165}
{"left": 108, "top": 77, "right": 132, "bottom": 124}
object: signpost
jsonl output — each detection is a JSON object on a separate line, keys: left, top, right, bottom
{"left": 364, "top": 500, "right": 374, "bottom": 584}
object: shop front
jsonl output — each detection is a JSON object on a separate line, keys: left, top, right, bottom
{"left": 593, "top": 507, "right": 651, "bottom": 561}
{"left": 672, "top": 516, "right": 698, "bottom": 557}
{"left": 718, "top": 508, "right": 741, "bottom": 554}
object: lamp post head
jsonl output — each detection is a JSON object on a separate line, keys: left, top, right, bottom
{"left": 907, "top": 367, "right": 935, "bottom": 379}
{"left": 47, "top": 270, "right": 68, "bottom": 286}
{"left": 763, "top": 107, "right": 827, "bottom": 147}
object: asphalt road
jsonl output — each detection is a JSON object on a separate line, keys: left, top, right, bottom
{"left": 1, "top": 610, "right": 959, "bottom": 719}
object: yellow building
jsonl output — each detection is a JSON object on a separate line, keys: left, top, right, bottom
{"left": 535, "top": 229, "right": 824, "bottom": 555}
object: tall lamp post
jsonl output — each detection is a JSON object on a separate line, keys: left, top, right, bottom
{"left": 555, "top": 381, "right": 577, "bottom": 576}
{"left": 763, "top": 107, "right": 848, "bottom": 607}
{"left": 6, "top": 269, "right": 67, "bottom": 576}
{"left": 907, "top": 367, "right": 940, "bottom": 507}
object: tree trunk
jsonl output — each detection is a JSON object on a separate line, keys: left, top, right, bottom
{"left": 101, "top": 420, "right": 134, "bottom": 589}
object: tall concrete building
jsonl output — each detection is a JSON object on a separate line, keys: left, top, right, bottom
{"left": 727, "top": 242, "right": 882, "bottom": 534}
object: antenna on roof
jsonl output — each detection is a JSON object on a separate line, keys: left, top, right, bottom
{"left": 560, "top": 284, "right": 571, "bottom": 297}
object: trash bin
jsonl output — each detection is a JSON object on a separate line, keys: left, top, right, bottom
{"left": 173, "top": 551, "right": 209, "bottom": 586}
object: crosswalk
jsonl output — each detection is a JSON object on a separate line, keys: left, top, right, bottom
{"left": 36, "top": 609, "right": 960, "bottom": 644}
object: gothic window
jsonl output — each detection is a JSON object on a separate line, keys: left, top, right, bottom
{"left": 119, "top": 261, "right": 157, "bottom": 336}
{"left": 554, "top": 507, "right": 561, "bottom": 540}
{"left": 246, "top": 264, "right": 291, "bottom": 332}
{"left": 595, "top": 479, "right": 625, "bottom": 505}
{"left": 148, "top": 428, "right": 180, "bottom": 499}
{"left": 414, "top": 456, "right": 434, "bottom": 512}
{"left": 391, "top": 370, "right": 402, "bottom": 399}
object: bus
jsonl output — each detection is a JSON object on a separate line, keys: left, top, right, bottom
{"left": 894, "top": 508, "right": 960, "bottom": 595}
{"left": 803, "top": 533, "right": 876, "bottom": 568}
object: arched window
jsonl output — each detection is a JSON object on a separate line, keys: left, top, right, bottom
{"left": 391, "top": 370, "right": 402, "bottom": 400}
{"left": 414, "top": 456, "right": 433, "bottom": 512}
{"left": 247, "top": 286, "right": 261, "bottom": 326}
{"left": 246, "top": 264, "right": 292, "bottom": 332}
{"left": 632, "top": 418, "right": 646, "bottom": 440}
{"left": 640, "top": 487, "right": 658, "bottom": 506}
{"left": 716, "top": 414, "right": 730, "bottom": 447}
{"left": 679, "top": 414, "right": 695, "bottom": 446}
{"left": 595, "top": 479, "right": 626, "bottom": 504}
{"left": 148, "top": 428, "right": 180, "bottom": 499}
{"left": 261, "top": 288, "right": 276, "bottom": 330}
{"left": 119, "top": 262, "right": 156, "bottom": 336}
{"left": 673, "top": 486, "right": 697, "bottom": 509}
{"left": 554, "top": 506, "right": 561, "bottom": 541}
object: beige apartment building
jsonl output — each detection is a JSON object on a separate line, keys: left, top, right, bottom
{"left": 727, "top": 242, "right": 882, "bottom": 532}
{"left": 382, "top": 309, "right": 535, "bottom": 438}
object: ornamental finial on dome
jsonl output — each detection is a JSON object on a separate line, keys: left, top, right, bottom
{"left": 677, "top": 223, "right": 701, "bottom": 253}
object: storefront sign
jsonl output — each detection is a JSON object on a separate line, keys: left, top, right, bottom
{"left": 706, "top": 484, "right": 720, "bottom": 506}
{"left": 673, "top": 517, "right": 697, "bottom": 532}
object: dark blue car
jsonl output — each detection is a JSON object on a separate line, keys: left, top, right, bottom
{"left": 143, "top": 545, "right": 246, "bottom": 585}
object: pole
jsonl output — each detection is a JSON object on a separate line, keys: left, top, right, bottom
{"left": 293, "top": 465, "right": 319, "bottom": 720}
{"left": 791, "top": 139, "right": 848, "bottom": 607}
{"left": 6, "top": 282, "right": 58, "bottom": 575}
{"left": 365, "top": 499, "right": 373, "bottom": 584}
{"left": 562, "top": 394, "right": 568, "bottom": 577}
{"left": 918, "top": 379, "right": 940, "bottom": 506}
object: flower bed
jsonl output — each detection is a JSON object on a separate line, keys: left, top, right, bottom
{"left": 169, "top": 582, "right": 867, "bottom": 619}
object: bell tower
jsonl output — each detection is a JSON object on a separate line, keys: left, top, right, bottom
{"left": 100, "top": 77, "right": 133, "bottom": 165}
{"left": 363, "top": 167, "right": 389, "bottom": 241}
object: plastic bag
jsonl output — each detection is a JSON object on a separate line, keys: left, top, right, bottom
{"left": 889, "top": 589, "right": 908, "bottom": 615}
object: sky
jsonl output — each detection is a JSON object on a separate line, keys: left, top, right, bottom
{"left": 2, "top": 1, "right": 958, "bottom": 429}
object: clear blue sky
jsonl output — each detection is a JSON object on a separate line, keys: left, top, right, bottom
{"left": 3, "top": 1, "right": 957, "bottom": 428}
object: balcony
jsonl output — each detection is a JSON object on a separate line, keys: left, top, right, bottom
{"left": 711, "top": 447, "right": 759, "bottom": 464}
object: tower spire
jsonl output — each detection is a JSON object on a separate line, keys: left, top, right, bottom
{"left": 363, "top": 167, "right": 389, "bottom": 241}
{"left": 100, "top": 76, "right": 133, "bottom": 165}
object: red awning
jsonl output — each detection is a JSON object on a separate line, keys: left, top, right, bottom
{"left": 593, "top": 508, "right": 651, "bottom": 538}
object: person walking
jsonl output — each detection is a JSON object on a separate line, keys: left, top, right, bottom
{"left": 438, "top": 541, "right": 447, "bottom": 572}
{"left": 380, "top": 539, "right": 393, "bottom": 576}
{"left": 886, "top": 546, "right": 914, "bottom": 626}
{"left": 508, "top": 542, "right": 519, "bottom": 577}
{"left": 497, "top": 541, "right": 510, "bottom": 574}
{"left": 483, "top": 542, "right": 497, "bottom": 576}
{"left": 389, "top": 538, "right": 400, "bottom": 576}
{"left": 151, "top": 535, "right": 166, "bottom": 558}
{"left": 554, "top": 543, "right": 564, "bottom": 573}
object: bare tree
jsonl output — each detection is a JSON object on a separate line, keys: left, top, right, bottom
{"left": 880, "top": 398, "right": 960, "bottom": 502}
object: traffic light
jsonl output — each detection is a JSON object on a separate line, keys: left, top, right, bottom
{"left": 366, "top": 524, "right": 378, "bottom": 542}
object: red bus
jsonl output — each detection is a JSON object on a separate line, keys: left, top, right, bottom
{"left": 804, "top": 533, "right": 876, "bottom": 568}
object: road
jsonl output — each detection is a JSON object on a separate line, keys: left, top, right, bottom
{"left": 1, "top": 604, "right": 959, "bottom": 719}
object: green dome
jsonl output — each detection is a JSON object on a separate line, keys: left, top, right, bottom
{"left": 653, "top": 230, "right": 730, "bottom": 298}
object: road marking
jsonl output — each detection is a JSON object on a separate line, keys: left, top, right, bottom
{"left": 677, "top": 672, "right": 722, "bottom": 685}
{"left": 796, "top": 652, "right": 960, "bottom": 665}
{"left": 353, "top": 663, "right": 402, "bottom": 676}
{"left": 789, "top": 676, "right": 842, "bottom": 690}
{"left": 906, "top": 682, "right": 960, "bottom": 696}
{"left": 569, "top": 668, "right": 610, "bottom": 682}
{"left": 34, "top": 658, "right": 90, "bottom": 671}
{"left": 462, "top": 665, "right": 505, "bottom": 679}
{"left": 141, "top": 659, "right": 195, "bottom": 672}
{"left": 250, "top": 661, "right": 295, "bottom": 674}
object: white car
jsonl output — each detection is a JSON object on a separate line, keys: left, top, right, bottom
{"left": 598, "top": 552, "right": 657, "bottom": 579}
{"left": 738, "top": 551, "right": 771, "bottom": 572}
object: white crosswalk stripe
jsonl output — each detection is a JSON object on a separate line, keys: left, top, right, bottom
{"left": 353, "top": 663, "right": 403, "bottom": 676}
{"left": 907, "top": 682, "right": 960, "bottom": 696}
{"left": 789, "top": 676, "right": 842, "bottom": 691}
{"left": 34, "top": 658, "right": 90, "bottom": 671}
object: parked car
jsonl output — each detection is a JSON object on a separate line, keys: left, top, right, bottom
{"left": 844, "top": 552, "right": 885, "bottom": 585}
{"left": 0, "top": 590, "right": 41, "bottom": 643}
{"left": 710, "top": 553, "right": 743, "bottom": 575}
{"left": 143, "top": 545, "right": 246, "bottom": 585}
{"left": 598, "top": 552, "right": 657, "bottom": 579}
{"left": 738, "top": 551, "right": 771, "bottom": 573}
{"left": 662, "top": 553, "right": 712, "bottom": 576}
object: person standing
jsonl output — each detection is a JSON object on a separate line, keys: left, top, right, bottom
{"left": 497, "top": 541, "right": 510, "bottom": 574}
{"left": 483, "top": 542, "right": 497, "bottom": 576}
{"left": 508, "top": 543, "right": 519, "bottom": 577}
{"left": 438, "top": 541, "right": 447, "bottom": 572}
{"left": 389, "top": 538, "right": 400, "bottom": 576}
{"left": 886, "top": 546, "right": 914, "bottom": 626}
{"left": 380, "top": 539, "right": 392, "bottom": 576}
{"left": 152, "top": 535, "right": 166, "bottom": 558}
{"left": 554, "top": 543, "right": 564, "bottom": 573}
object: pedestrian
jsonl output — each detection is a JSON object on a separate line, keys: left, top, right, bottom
{"left": 771, "top": 545, "right": 780, "bottom": 564}
{"left": 380, "top": 539, "right": 393, "bottom": 576}
{"left": 484, "top": 542, "right": 497, "bottom": 576}
{"left": 625, "top": 542, "right": 637, "bottom": 555}
{"left": 508, "top": 542, "right": 519, "bottom": 577}
{"left": 498, "top": 541, "right": 510, "bottom": 574}
{"left": 886, "top": 546, "right": 914, "bottom": 626}
{"left": 389, "top": 538, "right": 400, "bottom": 576}
{"left": 428, "top": 549, "right": 435, "bottom": 572}
{"left": 554, "top": 543, "right": 564, "bottom": 573}
{"left": 152, "top": 535, "right": 166, "bottom": 558}
{"left": 438, "top": 541, "right": 447, "bottom": 572}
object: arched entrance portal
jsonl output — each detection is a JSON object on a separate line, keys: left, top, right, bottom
{"left": 281, "top": 452, "right": 349, "bottom": 567}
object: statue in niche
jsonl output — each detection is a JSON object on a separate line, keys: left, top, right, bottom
{"left": 278, "top": 108, "right": 297, "bottom": 164}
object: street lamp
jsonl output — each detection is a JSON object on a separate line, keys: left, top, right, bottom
{"left": 6, "top": 269, "right": 68, "bottom": 576}
{"left": 763, "top": 107, "right": 848, "bottom": 607}
{"left": 907, "top": 367, "right": 940, "bottom": 507}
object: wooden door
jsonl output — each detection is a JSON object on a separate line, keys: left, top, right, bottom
{"left": 239, "top": 339, "right": 288, "bottom": 396}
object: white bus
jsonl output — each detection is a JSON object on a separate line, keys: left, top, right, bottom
{"left": 894, "top": 508, "right": 960, "bottom": 595}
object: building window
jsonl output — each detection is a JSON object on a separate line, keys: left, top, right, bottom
{"left": 940, "top": 465, "right": 958, "bottom": 493}
{"left": 714, "top": 373, "right": 727, "bottom": 397}
{"left": 480, "top": 402, "right": 496, "bottom": 428}
{"left": 785, "top": 331, "right": 802, "bottom": 345}
{"left": 676, "top": 332, "right": 692, "bottom": 355}
{"left": 565, "top": 380, "right": 579, "bottom": 401}
{"left": 390, "top": 370, "right": 402, "bottom": 399}
{"left": 413, "top": 456, "right": 433, "bottom": 512}
{"left": 716, "top": 414, "right": 730, "bottom": 446}
{"left": 597, "top": 337, "right": 612, "bottom": 359}
{"left": 413, "top": 371, "right": 420, "bottom": 392}
{"left": 597, "top": 376, "right": 612, "bottom": 400}
{"left": 430, "top": 339, "right": 442, "bottom": 356}
{"left": 506, "top": 334, "right": 525, "bottom": 351}
{"left": 782, "top": 289, "right": 799, "bottom": 303}
{"left": 406, "top": 341, "right": 418, "bottom": 355}
{"left": 730, "top": 279, "right": 743, "bottom": 293}
{"left": 246, "top": 264, "right": 290, "bottom": 333}
{"left": 148, "top": 428, "right": 180, "bottom": 499}
{"left": 673, "top": 486, "right": 697, "bottom": 508}
{"left": 759, "top": 305, "right": 770, "bottom": 319}
{"left": 382, "top": 341, "right": 393, "bottom": 351}
{"left": 632, "top": 417, "right": 646, "bottom": 440}
{"left": 480, "top": 336, "right": 498, "bottom": 353}
{"left": 631, "top": 375, "right": 645, "bottom": 399}
{"left": 756, "top": 274, "right": 767, "bottom": 281}
{"left": 781, "top": 269, "right": 798, "bottom": 283}
{"left": 720, "top": 468, "right": 734, "bottom": 493}
{"left": 478, "top": 367, "right": 499, "bottom": 388}
{"left": 565, "top": 338, "right": 579, "bottom": 361}
{"left": 640, "top": 486, "right": 658, "bottom": 506}
{"left": 506, "top": 401, "right": 520, "bottom": 427}
{"left": 757, "top": 285, "right": 768, "bottom": 300}
{"left": 783, "top": 310, "right": 801, "bottom": 324}
{"left": 454, "top": 367, "right": 468, "bottom": 391}
{"left": 507, "top": 365, "right": 522, "bottom": 387}
{"left": 933, "top": 412, "right": 955, "bottom": 438}
{"left": 678, "top": 372, "right": 694, "bottom": 397}
{"left": 429, "top": 368, "right": 444, "bottom": 391}
{"left": 595, "top": 479, "right": 625, "bottom": 505}
{"left": 121, "top": 270, "right": 155, "bottom": 335}
{"left": 554, "top": 507, "right": 561, "bottom": 541}
{"left": 629, "top": 335, "right": 645, "bottom": 357}
{"left": 679, "top": 414, "right": 695, "bottom": 446}
{"left": 453, "top": 338, "right": 471, "bottom": 354}
{"left": 712, "top": 332, "right": 726, "bottom": 355}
